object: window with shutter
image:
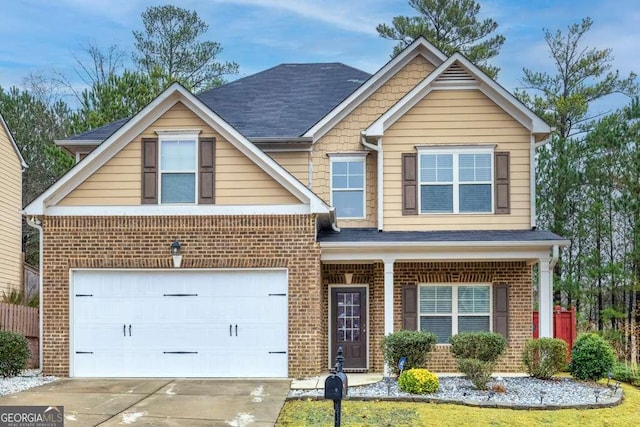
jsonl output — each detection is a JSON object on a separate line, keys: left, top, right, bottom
{"left": 418, "top": 283, "right": 491, "bottom": 344}
{"left": 142, "top": 132, "right": 214, "bottom": 205}
{"left": 417, "top": 147, "right": 494, "bottom": 214}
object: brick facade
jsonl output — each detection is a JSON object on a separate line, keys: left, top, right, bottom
{"left": 322, "top": 261, "right": 532, "bottom": 374}
{"left": 41, "top": 215, "right": 321, "bottom": 377}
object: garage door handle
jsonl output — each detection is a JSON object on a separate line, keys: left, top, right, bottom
{"left": 235, "top": 324, "right": 238, "bottom": 336}
{"left": 129, "top": 325, "right": 132, "bottom": 336}
{"left": 229, "top": 324, "right": 232, "bottom": 336}
{"left": 123, "top": 324, "right": 126, "bottom": 337}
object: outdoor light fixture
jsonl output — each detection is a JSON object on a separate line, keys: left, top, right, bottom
{"left": 170, "top": 239, "right": 182, "bottom": 268}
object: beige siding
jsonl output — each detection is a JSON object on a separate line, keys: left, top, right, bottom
{"left": 0, "top": 124, "right": 23, "bottom": 294}
{"left": 60, "top": 102, "right": 299, "bottom": 206}
{"left": 313, "top": 55, "right": 436, "bottom": 228}
{"left": 269, "top": 151, "right": 309, "bottom": 186}
{"left": 216, "top": 140, "right": 299, "bottom": 205}
{"left": 383, "top": 89, "right": 531, "bottom": 231}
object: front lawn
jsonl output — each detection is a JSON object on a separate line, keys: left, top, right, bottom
{"left": 276, "top": 382, "right": 640, "bottom": 426}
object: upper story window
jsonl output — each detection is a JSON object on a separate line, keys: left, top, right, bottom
{"left": 142, "top": 132, "right": 215, "bottom": 205}
{"left": 330, "top": 154, "right": 366, "bottom": 219}
{"left": 419, "top": 284, "right": 491, "bottom": 344}
{"left": 159, "top": 135, "right": 198, "bottom": 204}
{"left": 418, "top": 147, "right": 493, "bottom": 214}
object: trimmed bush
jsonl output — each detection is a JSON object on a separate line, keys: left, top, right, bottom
{"left": 450, "top": 332, "right": 506, "bottom": 362}
{"left": 381, "top": 330, "right": 437, "bottom": 375}
{"left": 522, "top": 338, "right": 567, "bottom": 379}
{"left": 450, "top": 332, "right": 506, "bottom": 390}
{"left": 0, "top": 331, "right": 30, "bottom": 377}
{"left": 613, "top": 361, "right": 640, "bottom": 386}
{"left": 457, "top": 358, "right": 495, "bottom": 390}
{"left": 398, "top": 368, "right": 439, "bottom": 394}
{"left": 569, "top": 333, "right": 616, "bottom": 381}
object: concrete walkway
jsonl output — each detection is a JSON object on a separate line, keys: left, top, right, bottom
{"left": 0, "top": 378, "right": 290, "bottom": 426}
{"left": 291, "top": 373, "right": 383, "bottom": 390}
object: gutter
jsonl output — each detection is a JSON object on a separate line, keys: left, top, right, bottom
{"left": 319, "top": 239, "right": 571, "bottom": 249}
{"left": 25, "top": 216, "right": 43, "bottom": 373}
{"left": 360, "top": 132, "right": 383, "bottom": 231}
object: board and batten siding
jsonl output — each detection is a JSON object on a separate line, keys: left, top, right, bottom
{"left": 313, "top": 55, "right": 436, "bottom": 228}
{"left": 0, "top": 124, "right": 23, "bottom": 295}
{"left": 59, "top": 102, "right": 299, "bottom": 207}
{"left": 383, "top": 89, "right": 532, "bottom": 231}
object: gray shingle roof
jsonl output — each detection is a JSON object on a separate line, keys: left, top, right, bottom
{"left": 66, "top": 63, "right": 370, "bottom": 141}
{"left": 198, "top": 63, "right": 370, "bottom": 138}
{"left": 67, "top": 118, "right": 130, "bottom": 141}
{"left": 317, "top": 228, "right": 567, "bottom": 243}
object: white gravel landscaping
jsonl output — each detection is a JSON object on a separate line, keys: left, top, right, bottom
{"left": 0, "top": 370, "right": 58, "bottom": 397}
{"left": 289, "top": 376, "right": 623, "bottom": 408}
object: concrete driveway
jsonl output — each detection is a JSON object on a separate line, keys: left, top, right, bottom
{"left": 0, "top": 378, "right": 290, "bottom": 426}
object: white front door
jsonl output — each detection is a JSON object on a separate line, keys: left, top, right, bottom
{"left": 71, "top": 269, "right": 288, "bottom": 377}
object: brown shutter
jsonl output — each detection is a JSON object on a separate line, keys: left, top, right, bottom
{"left": 141, "top": 138, "right": 158, "bottom": 204}
{"left": 198, "top": 137, "right": 216, "bottom": 204}
{"left": 494, "top": 151, "right": 510, "bottom": 214}
{"left": 493, "top": 283, "right": 509, "bottom": 340}
{"left": 402, "top": 285, "right": 418, "bottom": 330}
{"left": 402, "top": 153, "right": 418, "bottom": 215}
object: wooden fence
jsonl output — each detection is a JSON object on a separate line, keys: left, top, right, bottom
{"left": 0, "top": 302, "right": 39, "bottom": 368}
{"left": 533, "top": 305, "right": 577, "bottom": 361}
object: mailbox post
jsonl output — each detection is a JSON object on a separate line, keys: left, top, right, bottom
{"left": 324, "top": 347, "right": 348, "bottom": 427}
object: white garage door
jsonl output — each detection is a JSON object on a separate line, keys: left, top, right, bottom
{"left": 71, "top": 269, "right": 288, "bottom": 378}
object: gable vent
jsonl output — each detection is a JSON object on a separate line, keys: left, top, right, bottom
{"left": 435, "top": 63, "right": 476, "bottom": 84}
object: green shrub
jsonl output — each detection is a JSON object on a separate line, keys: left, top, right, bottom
{"left": 457, "top": 358, "right": 495, "bottom": 390}
{"left": 450, "top": 332, "right": 507, "bottom": 390}
{"left": 381, "top": 330, "right": 437, "bottom": 375}
{"left": 612, "top": 361, "right": 640, "bottom": 386}
{"left": 569, "top": 333, "right": 616, "bottom": 381}
{"left": 522, "top": 338, "right": 567, "bottom": 379}
{"left": 0, "top": 331, "right": 30, "bottom": 377}
{"left": 398, "top": 368, "right": 439, "bottom": 394}
{"left": 450, "top": 332, "right": 506, "bottom": 362}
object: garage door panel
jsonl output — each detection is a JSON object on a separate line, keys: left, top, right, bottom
{"left": 72, "top": 269, "right": 288, "bottom": 378}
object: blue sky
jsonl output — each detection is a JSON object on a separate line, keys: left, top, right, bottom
{"left": 0, "top": 0, "right": 637, "bottom": 113}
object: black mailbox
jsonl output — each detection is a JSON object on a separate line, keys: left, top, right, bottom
{"left": 324, "top": 374, "right": 346, "bottom": 400}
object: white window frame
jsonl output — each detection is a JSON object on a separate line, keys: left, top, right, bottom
{"left": 329, "top": 153, "right": 367, "bottom": 220}
{"left": 418, "top": 283, "right": 492, "bottom": 344}
{"left": 158, "top": 132, "right": 200, "bottom": 205}
{"left": 417, "top": 146, "right": 494, "bottom": 214}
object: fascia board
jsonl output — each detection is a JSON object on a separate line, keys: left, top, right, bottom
{"left": 24, "top": 83, "right": 330, "bottom": 216}
{"left": 365, "top": 54, "right": 552, "bottom": 137}
{"left": 0, "top": 112, "right": 27, "bottom": 169}
{"left": 176, "top": 91, "right": 330, "bottom": 214}
{"left": 303, "top": 38, "right": 446, "bottom": 141}
{"left": 54, "top": 139, "right": 102, "bottom": 146}
{"left": 365, "top": 55, "right": 458, "bottom": 136}
{"left": 319, "top": 239, "right": 571, "bottom": 249}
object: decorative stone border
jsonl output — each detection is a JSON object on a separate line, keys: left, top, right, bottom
{"left": 287, "top": 386, "right": 624, "bottom": 410}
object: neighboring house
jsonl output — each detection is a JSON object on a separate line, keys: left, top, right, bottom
{"left": 0, "top": 111, "right": 27, "bottom": 297}
{"left": 24, "top": 38, "right": 568, "bottom": 378}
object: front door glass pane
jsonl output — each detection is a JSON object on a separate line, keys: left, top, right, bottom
{"left": 337, "top": 291, "right": 361, "bottom": 343}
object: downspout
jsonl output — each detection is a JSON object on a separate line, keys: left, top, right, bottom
{"left": 26, "top": 216, "right": 43, "bottom": 373}
{"left": 360, "top": 132, "right": 383, "bottom": 231}
{"left": 550, "top": 244, "right": 559, "bottom": 272}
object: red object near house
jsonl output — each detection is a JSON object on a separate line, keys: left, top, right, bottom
{"left": 532, "top": 306, "right": 577, "bottom": 360}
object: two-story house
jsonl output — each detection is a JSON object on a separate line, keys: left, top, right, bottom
{"left": 24, "top": 38, "right": 567, "bottom": 378}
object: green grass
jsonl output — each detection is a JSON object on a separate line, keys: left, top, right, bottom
{"left": 276, "top": 382, "right": 640, "bottom": 426}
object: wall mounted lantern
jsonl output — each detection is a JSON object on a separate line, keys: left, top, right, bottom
{"left": 170, "top": 239, "right": 183, "bottom": 268}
